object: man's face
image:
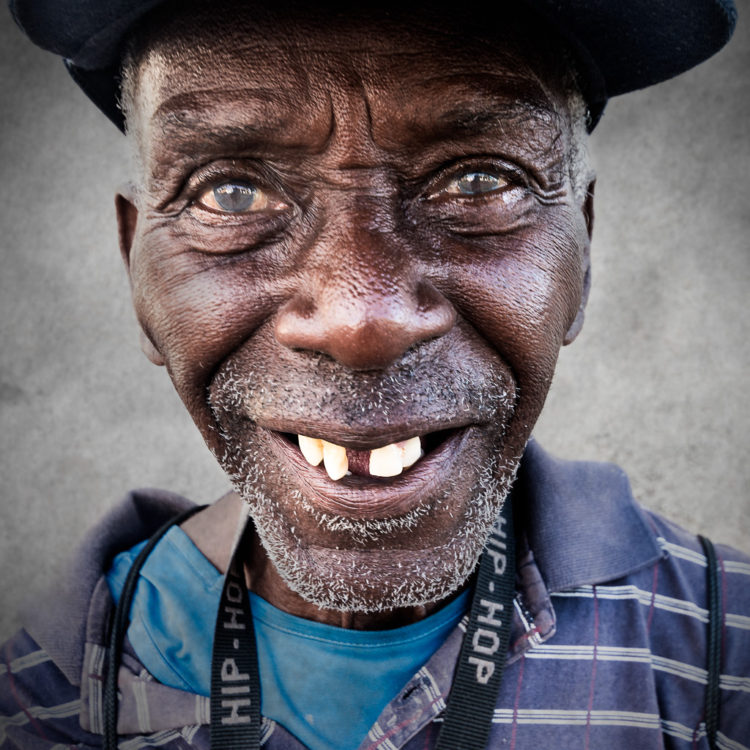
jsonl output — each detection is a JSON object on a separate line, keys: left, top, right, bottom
{"left": 118, "top": 5, "right": 592, "bottom": 612}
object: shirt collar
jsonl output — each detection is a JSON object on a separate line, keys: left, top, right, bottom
{"left": 517, "top": 438, "right": 664, "bottom": 593}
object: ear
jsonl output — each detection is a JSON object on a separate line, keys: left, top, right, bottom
{"left": 115, "top": 187, "right": 166, "bottom": 367}
{"left": 563, "top": 178, "right": 595, "bottom": 346}
{"left": 115, "top": 185, "right": 139, "bottom": 274}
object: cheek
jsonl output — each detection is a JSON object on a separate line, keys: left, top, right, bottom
{"left": 440, "top": 223, "right": 584, "bottom": 391}
{"left": 129, "top": 228, "right": 282, "bottom": 404}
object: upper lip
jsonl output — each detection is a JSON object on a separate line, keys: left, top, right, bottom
{"left": 255, "top": 416, "right": 475, "bottom": 450}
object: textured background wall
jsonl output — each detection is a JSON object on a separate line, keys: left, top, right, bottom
{"left": 1, "top": 7, "right": 748, "bottom": 640}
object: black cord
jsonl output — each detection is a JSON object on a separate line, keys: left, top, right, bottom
{"left": 103, "top": 505, "right": 207, "bottom": 749}
{"left": 698, "top": 535, "right": 722, "bottom": 750}
{"left": 435, "top": 500, "right": 515, "bottom": 750}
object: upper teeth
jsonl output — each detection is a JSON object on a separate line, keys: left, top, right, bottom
{"left": 323, "top": 440, "right": 348, "bottom": 481}
{"left": 297, "top": 435, "right": 423, "bottom": 481}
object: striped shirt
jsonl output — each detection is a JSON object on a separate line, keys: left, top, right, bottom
{"left": 1, "top": 440, "right": 749, "bottom": 748}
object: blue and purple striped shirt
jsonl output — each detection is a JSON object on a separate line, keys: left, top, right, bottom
{"left": 1, "top": 440, "right": 749, "bottom": 748}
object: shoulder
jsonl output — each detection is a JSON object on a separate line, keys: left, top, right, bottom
{"left": 521, "top": 442, "right": 750, "bottom": 744}
{"left": 644, "top": 508, "right": 750, "bottom": 649}
{"left": 0, "top": 488, "right": 198, "bottom": 743}
{"left": 611, "top": 509, "right": 750, "bottom": 745}
{"left": 0, "top": 628, "right": 96, "bottom": 746}
{"left": 520, "top": 439, "right": 750, "bottom": 599}
{"left": 608, "top": 492, "right": 750, "bottom": 631}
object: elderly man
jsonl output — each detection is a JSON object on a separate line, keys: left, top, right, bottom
{"left": 2, "top": 0, "right": 749, "bottom": 748}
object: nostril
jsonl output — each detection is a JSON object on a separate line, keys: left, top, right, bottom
{"left": 274, "top": 295, "right": 319, "bottom": 348}
{"left": 413, "top": 281, "right": 456, "bottom": 337}
{"left": 274, "top": 281, "right": 456, "bottom": 370}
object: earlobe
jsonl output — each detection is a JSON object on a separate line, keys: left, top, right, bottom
{"left": 139, "top": 329, "right": 166, "bottom": 367}
{"left": 563, "top": 178, "right": 595, "bottom": 346}
{"left": 115, "top": 186, "right": 139, "bottom": 274}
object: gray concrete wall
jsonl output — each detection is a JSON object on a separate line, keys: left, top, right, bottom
{"left": 1, "top": 7, "right": 748, "bottom": 640}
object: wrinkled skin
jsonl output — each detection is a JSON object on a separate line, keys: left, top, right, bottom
{"left": 117, "top": 3, "right": 594, "bottom": 629}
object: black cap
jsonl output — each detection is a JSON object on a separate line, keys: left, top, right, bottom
{"left": 9, "top": 0, "right": 738, "bottom": 132}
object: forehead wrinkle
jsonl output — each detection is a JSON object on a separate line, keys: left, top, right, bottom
{"left": 129, "top": 17, "right": 572, "bottom": 183}
{"left": 153, "top": 93, "right": 295, "bottom": 137}
{"left": 403, "top": 100, "right": 555, "bottom": 143}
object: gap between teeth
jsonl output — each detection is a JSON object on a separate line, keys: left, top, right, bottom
{"left": 297, "top": 435, "right": 423, "bottom": 481}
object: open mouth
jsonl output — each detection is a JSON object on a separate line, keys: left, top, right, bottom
{"left": 278, "top": 428, "right": 459, "bottom": 481}
{"left": 262, "top": 423, "right": 481, "bottom": 518}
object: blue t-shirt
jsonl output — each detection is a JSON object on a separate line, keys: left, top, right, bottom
{"left": 106, "top": 526, "right": 469, "bottom": 750}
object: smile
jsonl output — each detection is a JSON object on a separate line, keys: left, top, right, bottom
{"left": 265, "top": 426, "right": 473, "bottom": 519}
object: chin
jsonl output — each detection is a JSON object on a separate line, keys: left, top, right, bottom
{"left": 226, "top": 434, "right": 522, "bottom": 613}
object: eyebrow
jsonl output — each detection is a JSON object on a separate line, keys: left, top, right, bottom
{"left": 436, "top": 104, "right": 542, "bottom": 136}
{"left": 379, "top": 70, "right": 561, "bottom": 147}
{"left": 389, "top": 100, "right": 560, "bottom": 153}
{"left": 148, "top": 89, "right": 332, "bottom": 154}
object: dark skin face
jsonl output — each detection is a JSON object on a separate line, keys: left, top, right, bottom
{"left": 117, "top": 6, "right": 594, "bottom": 629}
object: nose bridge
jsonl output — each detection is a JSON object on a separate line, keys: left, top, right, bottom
{"left": 325, "top": 196, "right": 410, "bottom": 307}
{"left": 274, "top": 196, "right": 456, "bottom": 370}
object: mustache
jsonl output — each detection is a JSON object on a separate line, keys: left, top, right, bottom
{"left": 208, "top": 334, "right": 516, "bottom": 430}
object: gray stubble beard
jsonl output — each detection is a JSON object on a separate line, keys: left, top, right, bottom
{"left": 216, "top": 430, "right": 522, "bottom": 613}
{"left": 207, "top": 338, "right": 521, "bottom": 612}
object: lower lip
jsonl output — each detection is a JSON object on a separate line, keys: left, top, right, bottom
{"left": 265, "top": 428, "right": 473, "bottom": 519}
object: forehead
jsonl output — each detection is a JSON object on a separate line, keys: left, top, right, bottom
{"left": 129, "top": 5, "right": 572, "bottom": 159}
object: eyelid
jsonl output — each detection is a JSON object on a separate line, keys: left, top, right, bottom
{"left": 180, "top": 162, "right": 291, "bottom": 218}
{"left": 183, "top": 160, "right": 282, "bottom": 198}
{"left": 423, "top": 158, "right": 527, "bottom": 201}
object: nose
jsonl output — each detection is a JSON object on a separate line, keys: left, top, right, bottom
{"left": 274, "top": 218, "right": 456, "bottom": 370}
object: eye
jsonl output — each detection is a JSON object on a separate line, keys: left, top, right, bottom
{"left": 444, "top": 171, "right": 509, "bottom": 196}
{"left": 196, "top": 181, "right": 285, "bottom": 214}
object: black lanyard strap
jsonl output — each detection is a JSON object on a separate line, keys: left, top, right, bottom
{"left": 698, "top": 534, "right": 723, "bottom": 750}
{"left": 210, "top": 542, "right": 261, "bottom": 748}
{"left": 435, "top": 499, "right": 516, "bottom": 750}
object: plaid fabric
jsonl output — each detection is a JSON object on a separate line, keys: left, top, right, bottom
{"left": 2, "top": 441, "right": 749, "bottom": 749}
